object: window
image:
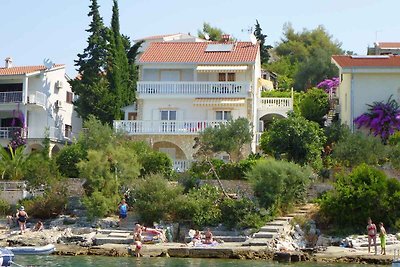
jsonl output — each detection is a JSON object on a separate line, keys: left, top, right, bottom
{"left": 160, "top": 110, "right": 176, "bottom": 120}
{"left": 160, "top": 110, "right": 177, "bottom": 132}
{"left": 65, "top": 124, "right": 72, "bottom": 138}
{"left": 66, "top": 92, "right": 73, "bottom": 104}
{"left": 218, "top": 73, "right": 235, "bottom": 82}
{"left": 128, "top": 112, "right": 137, "bottom": 120}
{"left": 216, "top": 111, "right": 232, "bottom": 120}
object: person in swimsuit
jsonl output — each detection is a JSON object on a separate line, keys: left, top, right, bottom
{"left": 203, "top": 228, "right": 213, "bottom": 244}
{"left": 133, "top": 224, "right": 143, "bottom": 257}
{"left": 118, "top": 199, "right": 129, "bottom": 227}
{"left": 367, "top": 218, "right": 377, "bottom": 254}
{"left": 16, "top": 206, "right": 28, "bottom": 234}
{"left": 379, "top": 222, "right": 387, "bottom": 255}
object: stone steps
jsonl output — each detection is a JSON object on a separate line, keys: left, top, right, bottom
{"left": 242, "top": 238, "right": 274, "bottom": 246}
{"left": 253, "top": 232, "right": 277, "bottom": 239}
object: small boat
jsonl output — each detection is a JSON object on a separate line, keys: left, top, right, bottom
{"left": 6, "top": 244, "right": 55, "bottom": 255}
{"left": 0, "top": 248, "right": 14, "bottom": 267}
{"left": 393, "top": 249, "right": 400, "bottom": 267}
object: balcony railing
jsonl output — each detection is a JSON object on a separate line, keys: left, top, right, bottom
{"left": 173, "top": 160, "right": 193, "bottom": 172}
{"left": 258, "top": 97, "right": 293, "bottom": 110}
{"left": 0, "top": 127, "right": 25, "bottom": 139}
{"left": 0, "top": 91, "right": 22, "bottom": 103}
{"left": 137, "top": 82, "right": 250, "bottom": 97}
{"left": 28, "top": 91, "right": 47, "bottom": 107}
{"left": 114, "top": 120, "right": 227, "bottom": 134}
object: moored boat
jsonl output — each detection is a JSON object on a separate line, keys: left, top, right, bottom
{"left": 0, "top": 248, "right": 14, "bottom": 267}
{"left": 6, "top": 244, "right": 55, "bottom": 255}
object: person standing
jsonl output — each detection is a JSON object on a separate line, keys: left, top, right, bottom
{"left": 118, "top": 199, "right": 129, "bottom": 227}
{"left": 16, "top": 206, "right": 28, "bottom": 235}
{"left": 379, "top": 222, "right": 387, "bottom": 255}
{"left": 367, "top": 218, "right": 377, "bottom": 255}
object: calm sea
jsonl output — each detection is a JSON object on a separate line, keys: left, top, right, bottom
{"left": 14, "top": 255, "right": 381, "bottom": 267}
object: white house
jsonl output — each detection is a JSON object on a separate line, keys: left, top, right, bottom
{"left": 114, "top": 40, "right": 293, "bottom": 170}
{"left": 0, "top": 58, "right": 82, "bottom": 155}
{"left": 332, "top": 55, "right": 400, "bottom": 130}
{"left": 367, "top": 42, "right": 400, "bottom": 55}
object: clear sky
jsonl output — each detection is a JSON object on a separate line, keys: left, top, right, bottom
{"left": 1, "top": 0, "right": 399, "bottom": 75}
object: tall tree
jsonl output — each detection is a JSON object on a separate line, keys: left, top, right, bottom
{"left": 254, "top": 20, "right": 273, "bottom": 65}
{"left": 268, "top": 23, "right": 344, "bottom": 90}
{"left": 106, "top": 0, "right": 134, "bottom": 120}
{"left": 69, "top": 0, "right": 114, "bottom": 123}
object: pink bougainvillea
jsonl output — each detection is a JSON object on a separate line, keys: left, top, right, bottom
{"left": 354, "top": 96, "right": 400, "bottom": 142}
{"left": 317, "top": 77, "right": 339, "bottom": 95}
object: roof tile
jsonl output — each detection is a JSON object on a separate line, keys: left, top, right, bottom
{"left": 332, "top": 55, "right": 400, "bottom": 68}
{"left": 0, "top": 64, "right": 64, "bottom": 76}
{"left": 139, "top": 42, "right": 258, "bottom": 64}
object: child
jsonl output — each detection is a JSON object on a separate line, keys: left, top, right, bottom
{"left": 118, "top": 199, "right": 129, "bottom": 227}
{"left": 379, "top": 222, "right": 387, "bottom": 255}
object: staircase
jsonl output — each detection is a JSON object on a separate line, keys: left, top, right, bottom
{"left": 243, "top": 204, "right": 315, "bottom": 246}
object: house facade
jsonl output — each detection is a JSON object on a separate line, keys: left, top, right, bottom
{"left": 114, "top": 41, "right": 293, "bottom": 170}
{"left": 332, "top": 55, "right": 400, "bottom": 130}
{"left": 0, "top": 58, "right": 82, "bottom": 155}
{"left": 367, "top": 42, "right": 400, "bottom": 55}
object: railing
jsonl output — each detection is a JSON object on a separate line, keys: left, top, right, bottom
{"left": 0, "top": 127, "right": 25, "bottom": 139}
{"left": 173, "top": 160, "right": 193, "bottom": 172}
{"left": 114, "top": 120, "right": 227, "bottom": 134}
{"left": 258, "top": 97, "right": 292, "bottom": 109}
{"left": 255, "top": 132, "right": 263, "bottom": 145}
{"left": 28, "top": 91, "right": 47, "bottom": 107}
{"left": 137, "top": 82, "right": 250, "bottom": 97}
{"left": 0, "top": 91, "right": 22, "bottom": 103}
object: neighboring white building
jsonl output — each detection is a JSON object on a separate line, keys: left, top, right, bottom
{"left": 367, "top": 42, "right": 400, "bottom": 55}
{"left": 114, "top": 41, "right": 293, "bottom": 170}
{"left": 332, "top": 55, "right": 400, "bottom": 130}
{"left": 0, "top": 58, "right": 82, "bottom": 155}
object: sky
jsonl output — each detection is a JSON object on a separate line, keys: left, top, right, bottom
{"left": 1, "top": 0, "right": 399, "bottom": 75}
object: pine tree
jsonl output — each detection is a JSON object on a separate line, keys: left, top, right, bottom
{"left": 254, "top": 20, "right": 272, "bottom": 65}
{"left": 106, "top": 0, "right": 133, "bottom": 120}
{"left": 70, "top": 0, "right": 114, "bottom": 124}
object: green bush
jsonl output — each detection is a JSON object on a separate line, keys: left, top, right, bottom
{"left": 324, "top": 121, "right": 350, "bottom": 146}
{"left": 133, "top": 174, "right": 183, "bottom": 225}
{"left": 0, "top": 199, "right": 10, "bottom": 215}
{"left": 388, "top": 131, "right": 400, "bottom": 146}
{"left": 23, "top": 153, "right": 60, "bottom": 187}
{"left": 319, "top": 164, "right": 400, "bottom": 231}
{"left": 140, "top": 151, "right": 173, "bottom": 178}
{"left": 172, "top": 184, "right": 222, "bottom": 228}
{"left": 389, "top": 144, "right": 400, "bottom": 169}
{"left": 220, "top": 197, "right": 265, "bottom": 229}
{"left": 83, "top": 190, "right": 117, "bottom": 220}
{"left": 56, "top": 144, "right": 86, "bottom": 178}
{"left": 247, "top": 158, "right": 311, "bottom": 214}
{"left": 299, "top": 88, "right": 330, "bottom": 126}
{"left": 20, "top": 183, "right": 67, "bottom": 219}
{"left": 332, "top": 132, "right": 388, "bottom": 167}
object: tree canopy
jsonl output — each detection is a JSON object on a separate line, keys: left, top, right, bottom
{"left": 254, "top": 20, "right": 272, "bottom": 65}
{"left": 268, "top": 24, "right": 344, "bottom": 90}
{"left": 198, "top": 22, "right": 226, "bottom": 41}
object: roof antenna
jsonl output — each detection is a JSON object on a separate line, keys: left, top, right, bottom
{"left": 204, "top": 33, "right": 210, "bottom": 41}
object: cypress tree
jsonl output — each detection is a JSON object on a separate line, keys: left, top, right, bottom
{"left": 106, "top": 0, "right": 133, "bottom": 120}
{"left": 254, "top": 20, "right": 273, "bottom": 65}
{"left": 70, "top": 0, "right": 114, "bottom": 124}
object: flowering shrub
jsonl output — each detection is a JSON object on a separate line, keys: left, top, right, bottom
{"left": 317, "top": 77, "right": 339, "bottom": 94}
{"left": 9, "top": 128, "right": 26, "bottom": 149}
{"left": 354, "top": 96, "right": 400, "bottom": 142}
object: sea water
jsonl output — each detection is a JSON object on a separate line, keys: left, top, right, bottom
{"left": 14, "top": 255, "right": 380, "bottom": 267}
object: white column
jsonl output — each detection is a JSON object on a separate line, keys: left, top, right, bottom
{"left": 23, "top": 76, "right": 29, "bottom": 104}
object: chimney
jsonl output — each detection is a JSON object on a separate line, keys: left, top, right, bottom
{"left": 221, "top": 34, "right": 230, "bottom": 42}
{"left": 5, "top": 57, "right": 13, "bottom": 68}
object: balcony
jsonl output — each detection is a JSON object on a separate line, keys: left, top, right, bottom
{"left": 114, "top": 120, "right": 227, "bottom": 135}
{"left": 28, "top": 91, "right": 47, "bottom": 107}
{"left": 137, "top": 82, "right": 250, "bottom": 98}
{"left": 0, "top": 91, "right": 22, "bottom": 104}
{"left": 0, "top": 127, "right": 25, "bottom": 139}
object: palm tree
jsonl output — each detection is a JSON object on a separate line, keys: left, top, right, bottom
{"left": 0, "top": 145, "right": 27, "bottom": 180}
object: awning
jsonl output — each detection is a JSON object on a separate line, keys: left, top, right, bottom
{"left": 193, "top": 98, "right": 246, "bottom": 107}
{"left": 258, "top": 78, "right": 274, "bottom": 90}
{"left": 196, "top": 65, "right": 248, "bottom": 72}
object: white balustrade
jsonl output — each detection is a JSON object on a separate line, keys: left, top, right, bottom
{"left": 114, "top": 120, "right": 227, "bottom": 134}
{"left": 0, "top": 91, "right": 23, "bottom": 103}
{"left": 28, "top": 91, "right": 47, "bottom": 107}
{"left": 0, "top": 127, "right": 25, "bottom": 139}
{"left": 258, "top": 97, "right": 293, "bottom": 111}
{"left": 137, "top": 82, "right": 250, "bottom": 96}
{"left": 173, "top": 160, "right": 193, "bottom": 172}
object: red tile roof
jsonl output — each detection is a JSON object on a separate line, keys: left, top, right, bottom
{"left": 332, "top": 55, "right": 400, "bottom": 68}
{"left": 0, "top": 64, "right": 64, "bottom": 76}
{"left": 139, "top": 42, "right": 259, "bottom": 64}
{"left": 135, "top": 33, "right": 181, "bottom": 41}
{"left": 376, "top": 42, "right": 400, "bottom": 48}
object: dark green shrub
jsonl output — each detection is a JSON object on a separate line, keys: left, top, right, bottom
{"left": 20, "top": 183, "right": 67, "bottom": 219}
{"left": 247, "top": 159, "right": 311, "bottom": 214}
{"left": 133, "top": 174, "right": 183, "bottom": 225}
{"left": 0, "top": 199, "right": 10, "bottom": 215}
{"left": 319, "top": 164, "right": 400, "bottom": 231}
{"left": 56, "top": 144, "right": 86, "bottom": 178}
{"left": 324, "top": 121, "right": 350, "bottom": 146}
{"left": 220, "top": 197, "right": 265, "bottom": 229}
{"left": 23, "top": 153, "right": 60, "bottom": 187}
{"left": 389, "top": 144, "right": 400, "bottom": 170}
{"left": 332, "top": 132, "right": 388, "bottom": 167}
{"left": 83, "top": 190, "right": 117, "bottom": 220}
{"left": 299, "top": 88, "right": 330, "bottom": 126}
{"left": 140, "top": 151, "right": 173, "bottom": 178}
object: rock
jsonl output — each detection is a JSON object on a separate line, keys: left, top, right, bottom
{"left": 273, "top": 252, "right": 291, "bottom": 262}
{"left": 316, "top": 235, "right": 331, "bottom": 247}
{"left": 92, "top": 217, "right": 118, "bottom": 229}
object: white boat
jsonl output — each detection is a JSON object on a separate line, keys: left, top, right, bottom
{"left": 393, "top": 249, "right": 400, "bottom": 267}
{"left": 5, "top": 244, "right": 55, "bottom": 255}
{"left": 0, "top": 248, "right": 14, "bottom": 266}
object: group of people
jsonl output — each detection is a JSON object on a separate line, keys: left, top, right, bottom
{"left": 6, "top": 206, "right": 44, "bottom": 235}
{"left": 367, "top": 218, "right": 387, "bottom": 255}
{"left": 191, "top": 228, "right": 214, "bottom": 246}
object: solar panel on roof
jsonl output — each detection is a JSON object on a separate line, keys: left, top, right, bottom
{"left": 205, "top": 44, "right": 234, "bottom": 52}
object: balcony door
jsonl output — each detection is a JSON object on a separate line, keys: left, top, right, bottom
{"left": 160, "top": 70, "right": 180, "bottom": 81}
{"left": 160, "top": 110, "right": 177, "bottom": 132}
